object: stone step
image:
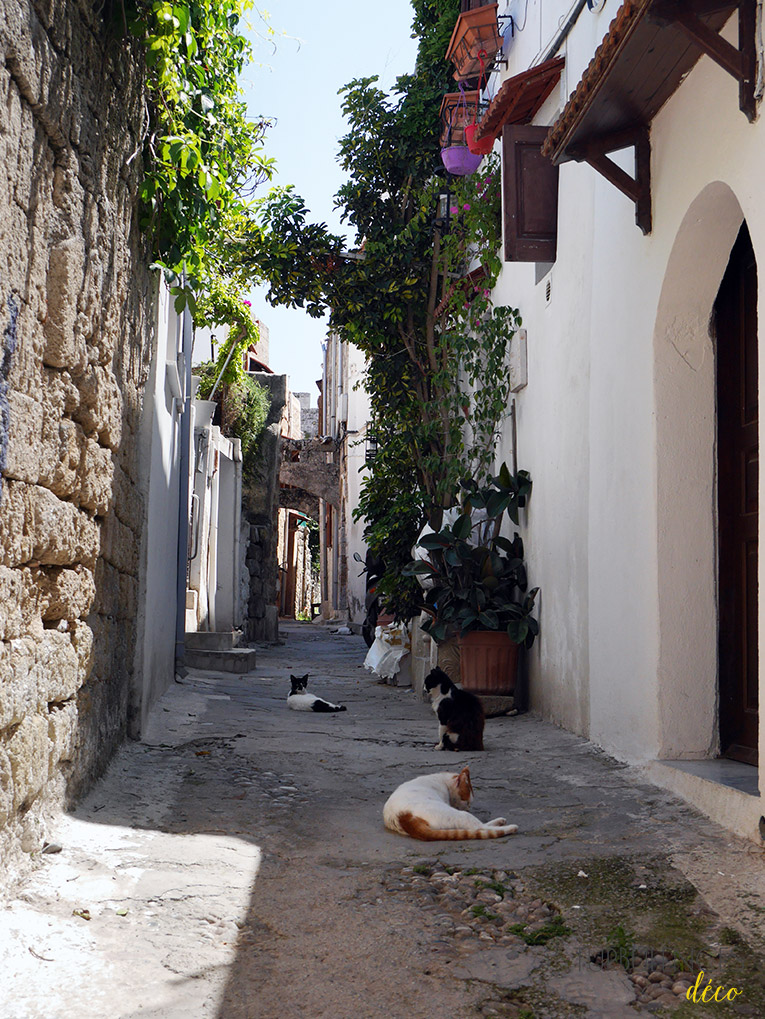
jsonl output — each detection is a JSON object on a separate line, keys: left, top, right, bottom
{"left": 184, "top": 647, "right": 257, "bottom": 674}
{"left": 185, "top": 631, "right": 241, "bottom": 651}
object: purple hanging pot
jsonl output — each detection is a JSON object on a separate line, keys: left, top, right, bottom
{"left": 441, "top": 144, "right": 483, "bottom": 176}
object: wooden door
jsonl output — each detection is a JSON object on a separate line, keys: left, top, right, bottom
{"left": 716, "top": 223, "right": 759, "bottom": 765}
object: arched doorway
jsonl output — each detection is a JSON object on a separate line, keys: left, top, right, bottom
{"left": 653, "top": 182, "right": 745, "bottom": 760}
{"left": 715, "top": 223, "right": 759, "bottom": 765}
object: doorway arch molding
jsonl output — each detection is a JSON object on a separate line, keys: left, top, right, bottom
{"left": 653, "top": 181, "right": 744, "bottom": 759}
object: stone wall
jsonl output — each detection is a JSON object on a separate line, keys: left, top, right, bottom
{"left": 242, "top": 373, "right": 287, "bottom": 642}
{"left": 280, "top": 437, "right": 340, "bottom": 507}
{"left": 0, "top": 0, "right": 154, "bottom": 861}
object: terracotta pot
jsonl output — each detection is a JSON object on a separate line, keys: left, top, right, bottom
{"left": 445, "top": 4, "right": 503, "bottom": 82}
{"left": 459, "top": 630, "right": 518, "bottom": 695}
{"left": 439, "top": 90, "right": 480, "bottom": 148}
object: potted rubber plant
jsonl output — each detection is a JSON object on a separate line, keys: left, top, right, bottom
{"left": 405, "top": 464, "right": 538, "bottom": 694}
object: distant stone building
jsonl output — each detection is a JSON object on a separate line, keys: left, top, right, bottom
{"left": 294, "top": 392, "right": 319, "bottom": 438}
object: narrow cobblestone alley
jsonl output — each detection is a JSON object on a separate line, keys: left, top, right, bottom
{"left": 2, "top": 622, "right": 764, "bottom": 1019}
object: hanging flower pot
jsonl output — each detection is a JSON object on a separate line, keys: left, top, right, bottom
{"left": 464, "top": 123, "right": 494, "bottom": 155}
{"left": 446, "top": 4, "right": 503, "bottom": 82}
{"left": 439, "top": 90, "right": 480, "bottom": 148}
{"left": 441, "top": 144, "right": 483, "bottom": 176}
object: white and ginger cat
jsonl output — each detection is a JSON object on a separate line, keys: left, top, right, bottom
{"left": 287, "top": 674, "right": 347, "bottom": 713}
{"left": 383, "top": 766, "right": 517, "bottom": 841}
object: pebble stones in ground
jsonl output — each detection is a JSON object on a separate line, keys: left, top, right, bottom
{"left": 381, "top": 862, "right": 576, "bottom": 1018}
{"left": 387, "top": 862, "right": 568, "bottom": 951}
{"left": 379, "top": 862, "right": 752, "bottom": 1018}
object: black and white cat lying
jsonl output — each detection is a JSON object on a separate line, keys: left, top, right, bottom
{"left": 287, "top": 674, "right": 347, "bottom": 713}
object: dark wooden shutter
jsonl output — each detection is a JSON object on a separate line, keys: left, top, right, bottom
{"left": 502, "top": 125, "right": 559, "bottom": 262}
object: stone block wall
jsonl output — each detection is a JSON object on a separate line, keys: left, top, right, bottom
{"left": 0, "top": 0, "right": 154, "bottom": 861}
{"left": 242, "top": 373, "right": 287, "bottom": 642}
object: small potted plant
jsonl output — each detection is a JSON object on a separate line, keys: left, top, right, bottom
{"left": 405, "top": 464, "right": 538, "bottom": 695}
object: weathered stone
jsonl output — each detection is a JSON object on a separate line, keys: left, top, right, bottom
{"left": 69, "top": 619, "right": 94, "bottom": 679}
{"left": 0, "top": 566, "right": 42, "bottom": 640}
{"left": 42, "top": 240, "right": 87, "bottom": 370}
{"left": 73, "top": 364, "right": 123, "bottom": 449}
{"left": 0, "top": 480, "right": 100, "bottom": 568}
{"left": 76, "top": 439, "right": 113, "bottom": 515}
{"left": 36, "top": 630, "right": 79, "bottom": 705}
{"left": 0, "top": 748, "right": 12, "bottom": 827}
{"left": 8, "top": 714, "right": 50, "bottom": 809}
{"left": 4, "top": 390, "right": 44, "bottom": 483}
{"left": 0, "top": 0, "right": 155, "bottom": 869}
{"left": 37, "top": 565, "right": 95, "bottom": 621}
{"left": 0, "top": 637, "right": 38, "bottom": 730}
{"left": 47, "top": 700, "right": 77, "bottom": 770}
{"left": 42, "top": 417, "right": 86, "bottom": 498}
{"left": 100, "top": 511, "right": 137, "bottom": 575}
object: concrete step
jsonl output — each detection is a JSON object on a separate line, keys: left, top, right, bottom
{"left": 185, "top": 631, "right": 241, "bottom": 651}
{"left": 184, "top": 647, "right": 257, "bottom": 674}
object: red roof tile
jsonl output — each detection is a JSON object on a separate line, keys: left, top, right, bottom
{"left": 542, "top": 0, "right": 742, "bottom": 164}
{"left": 474, "top": 56, "right": 565, "bottom": 143}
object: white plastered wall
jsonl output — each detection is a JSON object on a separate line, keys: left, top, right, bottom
{"left": 133, "top": 280, "right": 183, "bottom": 736}
{"left": 492, "top": 7, "right": 764, "bottom": 788}
{"left": 344, "top": 342, "right": 372, "bottom": 624}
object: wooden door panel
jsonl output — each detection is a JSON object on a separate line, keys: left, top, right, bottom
{"left": 716, "top": 223, "right": 759, "bottom": 765}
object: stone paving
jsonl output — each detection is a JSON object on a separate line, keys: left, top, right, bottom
{"left": 0, "top": 621, "right": 763, "bottom": 1019}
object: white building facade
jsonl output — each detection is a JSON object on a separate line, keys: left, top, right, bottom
{"left": 478, "top": 0, "right": 764, "bottom": 839}
{"left": 319, "top": 332, "right": 373, "bottom": 625}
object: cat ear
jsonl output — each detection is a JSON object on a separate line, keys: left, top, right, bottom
{"left": 457, "top": 766, "right": 473, "bottom": 801}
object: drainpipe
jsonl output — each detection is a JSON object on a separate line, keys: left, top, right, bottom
{"left": 538, "top": 0, "right": 588, "bottom": 65}
{"left": 175, "top": 306, "right": 194, "bottom": 669}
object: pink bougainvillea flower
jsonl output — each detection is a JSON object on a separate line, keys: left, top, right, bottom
{"left": 243, "top": 300, "right": 252, "bottom": 307}
{"left": 450, "top": 205, "right": 459, "bottom": 215}
{"left": 462, "top": 203, "right": 471, "bottom": 211}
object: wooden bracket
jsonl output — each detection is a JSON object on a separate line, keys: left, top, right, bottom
{"left": 571, "top": 125, "right": 652, "bottom": 235}
{"left": 651, "top": 0, "right": 756, "bottom": 121}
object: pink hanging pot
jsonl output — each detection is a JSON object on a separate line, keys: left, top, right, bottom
{"left": 441, "top": 144, "right": 483, "bottom": 176}
{"left": 439, "top": 82, "right": 482, "bottom": 176}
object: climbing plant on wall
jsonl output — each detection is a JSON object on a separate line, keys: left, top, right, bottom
{"left": 127, "top": 0, "right": 274, "bottom": 316}
{"left": 192, "top": 278, "right": 270, "bottom": 472}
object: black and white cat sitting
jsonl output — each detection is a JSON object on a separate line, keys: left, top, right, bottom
{"left": 424, "top": 667, "right": 484, "bottom": 751}
{"left": 287, "top": 674, "right": 347, "bottom": 713}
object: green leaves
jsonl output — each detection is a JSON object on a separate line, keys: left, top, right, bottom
{"left": 409, "top": 467, "right": 538, "bottom": 644}
{"left": 132, "top": 0, "right": 274, "bottom": 295}
{"left": 452, "top": 513, "right": 472, "bottom": 540}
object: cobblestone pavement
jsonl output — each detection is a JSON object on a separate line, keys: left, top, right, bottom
{"left": 1, "top": 622, "right": 763, "bottom": 1019}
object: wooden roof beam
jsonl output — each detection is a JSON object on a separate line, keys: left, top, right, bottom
{"left": 652, "top": 0, "right": 756, "bottom": 120}
{"left": 572, "top": 125, "right": 652, "bottom": 234}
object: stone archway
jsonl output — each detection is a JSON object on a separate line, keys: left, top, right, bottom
{"left": 653, "top": 182, "right": 744, "bottom": 759}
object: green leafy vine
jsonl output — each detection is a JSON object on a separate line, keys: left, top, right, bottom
{"left": 128, "top": 0, "right": 275, "bottom": 303}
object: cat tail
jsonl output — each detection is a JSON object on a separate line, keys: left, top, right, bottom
{"left": 396, "top": 811, "right": 516, "bottom": 841}
{"left": 311, "top": 699, "right": 347, "bottom": 713}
